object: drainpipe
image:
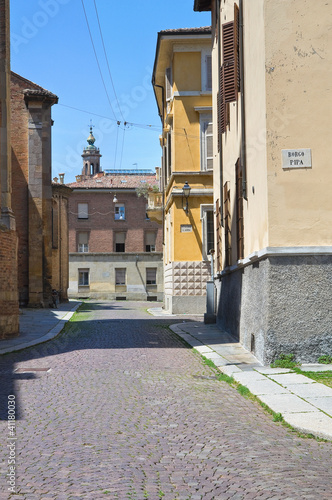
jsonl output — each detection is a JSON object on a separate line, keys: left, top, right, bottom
{"left": 152, "top": 80, "right": 166, "bottom": 248}
{"left": 239, "top": 0, "right": 247, "bottom": 199}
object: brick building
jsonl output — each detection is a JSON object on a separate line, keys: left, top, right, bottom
{"left": 0, "top": 0, "right": 19, "bottom": 338}
{"left": 0, "top": 0, "right": 71, "bottom": 339}
{"left": 67, "top": 130, "right": 163, "bottom": 301}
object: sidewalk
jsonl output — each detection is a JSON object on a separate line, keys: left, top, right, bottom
{"left": 0, "top": 300, "right": 81, "bottom": 355}
{"left": 169, "top": 320, "right": 332, "bottom": 441}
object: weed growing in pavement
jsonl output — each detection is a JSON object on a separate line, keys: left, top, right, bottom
{"left": 273, "top": 412, "right": 283, "bottom": 422}
{"left": 237, "top": 384, "right": 250, "bottom": 397}
{"left": 318, "top": 355, "right": 332, "bottom": 364}
{"left": 201, "top": 355, "right": 217, "bottom": 369}
{"left": 293, "top": 367, "right": 332, "bottom": 388}
{"left": 271, "top": 353, "right": 300, "bottom": 369}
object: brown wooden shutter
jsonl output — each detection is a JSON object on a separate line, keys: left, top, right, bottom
{"left": 223, "top": 182, "right": 232, "bottom": 267}
{"left": 222, "top": 4, "right": 240, "bottom": 103}
{"left": 234, "top": 3, "right": 240, "bottom": 93}
{"left": 216, "top": 199, "right": 222, "bottom": 271}
{"left": 235, "top": 159, "right": 244, "bottom": 260}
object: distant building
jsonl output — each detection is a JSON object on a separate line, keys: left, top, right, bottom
{"left": 194, "top": 0, "right": 332, "bottom": 363}
{"left": 67, "top": 130, "right": 163, "bottom": 301}
{"left": 152, "top": 27, "right": 213, "bottom": 314}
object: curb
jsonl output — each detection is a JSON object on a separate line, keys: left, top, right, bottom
{"left": 0, "top": 302, "right": 82, "bottom": 355}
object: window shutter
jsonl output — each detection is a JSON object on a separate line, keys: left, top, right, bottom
{"left": 224, "top": 182, "right": 232, "bottom": 267}
{"left": 78, "top": 203, "right": 88, "bottom": 219}
{"left": 145, "top": 231, "right": 156, "bottom": 246}
{"left": 165, "top": 67, "right": 172, "bottom": 101}
{"left": 115, "top": 268, "right": 126, "bottom": 285}
{"left": 234, "top": 3, "right": 240, "bottom": 92}
{"left": 205, "top": 121, "right": 213, "bottom": 170}
{"left": 146, "top": 268, "right": 157, "bottom": 284}
{"left": 235, "top": 159, "right": 244, "bottom": 260}
{"left": 115, "top": 232, "right": 126, "bottom": 244}
{"left": 78, "top": 232, "right": 89, "bottom": 244}
{"left": 216, "top": 199, "right": 222, "bottom": 271}
{"left": 222, "top": 21, "right": 237, "bottom": 103}
{"left": 206, "top": 54, "right": 212, "bottom": 91}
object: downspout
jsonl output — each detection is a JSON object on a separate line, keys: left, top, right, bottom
{"left": 217, "top": 0, "right": 223, "bottom": 219}
{"left": 239, "top": 0, "right": 247, "bottom": 199}
{"left": 152, "top": 79, "right": 166, "bottom": 248}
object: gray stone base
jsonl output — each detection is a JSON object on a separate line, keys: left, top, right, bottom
{"left": 216, "top": 254, "right": 332, "bottom": 365}
{"left": 68, "top": 291, "right": 163, "bottom": 302}
{"left": 165, "top": 294, "right": 206, "bottom": 314}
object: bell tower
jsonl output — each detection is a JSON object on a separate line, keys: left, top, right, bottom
{"left": 81, "top": 125, "right": 102, "bottom": 177}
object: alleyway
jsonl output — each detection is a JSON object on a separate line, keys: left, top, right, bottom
{"left": 1, "top": 301, "right": 332, "bottom": 499}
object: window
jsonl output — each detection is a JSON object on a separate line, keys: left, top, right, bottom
{"left": 78, "top": 203, "right": 88, "bottom": 219}
{"left": 201, "top": 205, "right": 215, "bottom": 260}
{"left": 77, "top": 232, "right": 89, "bottom": 253}
{"left": 115, "top": 268, "right": 126, "bottom": 285}
{"left": 115, "top": 232, "right": 126, "bottom": 252}
{"left": 235, "top": 159, "right": 244, "bottom": 260}
{"left": 224, "top": 182, "right": 232, "bottom": 267}
{"left": 145, "top": 231, "right": 156, "bottom": 252}
{"left": 165, "top": 67, "right": 172, "bottom": 101}
{"left": 200, "top": 114, "right": 213, "bottom": 170}
{"left": 202, "top": 50, "right": 212, "bottom": 92}
{"left": 114, "top": 204, "right": 125, "bottom": 220}
{"left": 146, "top": 268, "right": 157, "bottom": 285}
{"left": 78, "top": 269, "right": 89, "bottom": 286}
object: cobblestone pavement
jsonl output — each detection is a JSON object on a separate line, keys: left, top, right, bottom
{"left": 1, "top": 300, "right": 332, "bottom": 500}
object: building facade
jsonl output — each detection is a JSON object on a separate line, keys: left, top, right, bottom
{"left": 152, "top": 27, "right": 213, "bottom": 314}
{"left": 194, "top": 0, "right": 332, "bottom": 363}
{"left": 67, "top": 133, "right": 163, "bottom": 301}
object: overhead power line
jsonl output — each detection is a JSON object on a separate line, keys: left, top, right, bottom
{"left": 93, "top": 0, "right": 125, "bottom": 122}
{"left": 81, "top": 0, "right": 117, "bottom": 121}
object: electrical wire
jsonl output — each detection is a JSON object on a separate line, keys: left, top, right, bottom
{"left": 93, "top": 0, "right": 125, "bottom": 122}
{"left": 81, "top": 0, "right": 117, "bottom": 121}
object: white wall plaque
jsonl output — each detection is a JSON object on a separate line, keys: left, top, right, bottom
{"left": 282, "top": 149, "right": 312, "bottom": 169}
{"left": 180, "top": 224, "right": 192, "bottom": 233}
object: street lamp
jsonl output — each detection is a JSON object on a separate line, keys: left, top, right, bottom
{"left": 182, "top": 181, "right": 191, "bottom": 213}
{"left": 113, "top": 193, "right": 118, "bottom": 203}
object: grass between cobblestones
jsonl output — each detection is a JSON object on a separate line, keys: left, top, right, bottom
{"left": 196, "top": 353, "right": 329, "bottom": 443}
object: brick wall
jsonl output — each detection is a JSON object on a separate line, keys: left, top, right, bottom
{"left": 10, "top": 74, "right": 29, "bottom": 304}
{"left": 0, "top": 228, "right": 19, "bottom": 338}
{"left": 69, "top": 190, "right": 162, "bottom": 253}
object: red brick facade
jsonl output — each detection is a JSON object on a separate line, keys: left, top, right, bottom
{"left": 0, "top": 228, "right": 19, "bottom": 338}
{"left": 69, "top": 189, "right": 162, "bottom": 254}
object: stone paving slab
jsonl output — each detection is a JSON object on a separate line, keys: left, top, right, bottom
{"left": 268, "top": 373, "right": 316, "bottom": 386}
{"left": 306, "top": 397, "right": 332, "bottom": 415}
{"left": 285, "top": 382, "right": 332, "bottom": 399}
{"left": 282, "top": 412, "right": 332, "bottom": 440}
{"left": 218, "top": 364, "right": 243, "bottom": 376}
{"left": 300, "top": 364, "right": 332, "bottom": 372}
{"left": 255, "top": 367, "right": 293, "bottom": 375}
{"left": 232, "top": 371, "right": 267, "bottom": 384}
{"left": 258, "top": 393, "right": 320, "bottom": 414}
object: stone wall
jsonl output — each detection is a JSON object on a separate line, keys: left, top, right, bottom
{"left": 164, "top": 261, "right": 210, "bottom": 314}
{"left": 216, "top": 254, "right": 332, "bottom": 364}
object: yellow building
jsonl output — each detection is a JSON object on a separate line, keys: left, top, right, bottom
{"left": 152, "top": 27, "right": 213, "bottom": 314}
{"left": 194, "top": 0, "right": 332, "bottom": 363}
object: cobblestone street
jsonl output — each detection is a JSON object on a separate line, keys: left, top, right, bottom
{"left": 1, "top": 301, "right": 332, "bottom": 500}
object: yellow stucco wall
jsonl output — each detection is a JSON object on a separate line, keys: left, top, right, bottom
{"left": 173, "top": 52, "right": 201, "bottom": 91}
{"left": 264, "top": 0, "right": 332, "bottom": 247}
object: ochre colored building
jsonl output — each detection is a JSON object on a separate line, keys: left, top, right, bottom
{"left": 152, "top": 27, "right": 213, "bottom": 314}
{"left": 194, "top": 0, "right": 332, "bottom": 363}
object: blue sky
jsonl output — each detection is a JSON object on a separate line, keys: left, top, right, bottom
{"left": 10, "top": 0, "right": 210, "bottom": 183}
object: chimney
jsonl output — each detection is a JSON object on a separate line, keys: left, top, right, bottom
{"left": 58, "top": 173, "right": 65, "bottom": 184}
{"left": 75, "top": 175, "right": 82, "bottom": 183}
